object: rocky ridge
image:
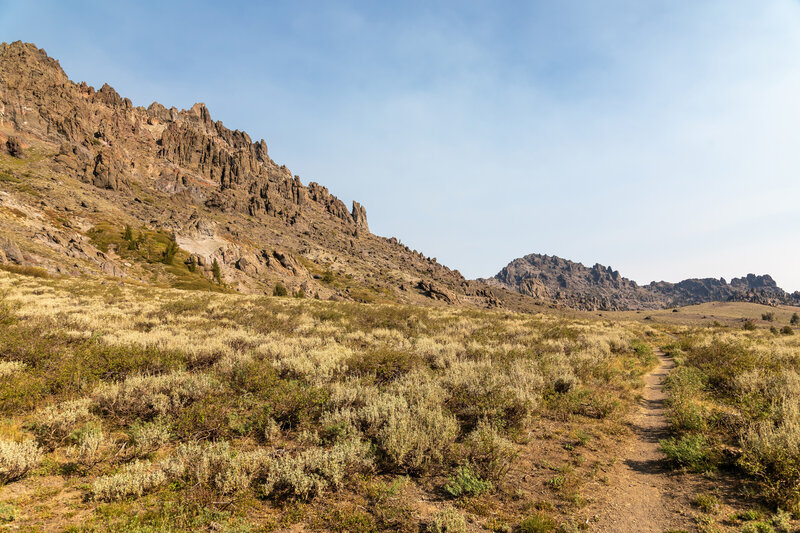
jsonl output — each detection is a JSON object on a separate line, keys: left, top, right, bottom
{"left": 487, "top": 253, "right": 800, "bottom": 311}
{"left": 0, "top": 41, "right": 531, "bottom": 309}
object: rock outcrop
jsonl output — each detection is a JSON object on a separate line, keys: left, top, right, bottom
{"left": 0, "top": 41, "right": 510, "bottom": 310}
{"left": 489, "top": 253, "right": 800, "bottom": 311}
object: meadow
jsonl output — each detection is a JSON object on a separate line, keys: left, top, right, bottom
{"left": 660, "top": 319, "right": 800, "bottom": 532}
{"left": 0, "top": 269, "right": 660, "bottom": 532}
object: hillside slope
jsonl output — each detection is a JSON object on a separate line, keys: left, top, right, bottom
{"left": 0, "top": 41, "right": 526, "bottom": 308}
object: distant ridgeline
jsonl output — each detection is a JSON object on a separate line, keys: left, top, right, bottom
{"left": 484, "top": 253, "right": 800, "bottom": 311}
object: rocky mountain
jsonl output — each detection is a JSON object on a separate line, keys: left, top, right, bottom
{"left": 487, "top": 253, "right": 800, "bottom": 311}
{"left": 0, "top": 41, "right": 533, "bottom": 309}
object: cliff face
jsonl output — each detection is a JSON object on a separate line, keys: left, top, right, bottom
{"left": 489, "top": 254, "right": 662, "bottom": 311}
{"left": 0, "top": 41, "right": 520, "bottom": 308}
{"left": 0, "top": 42, "right": 367, "bottom": 230}
{"left": 489, "top": 253, "right": 799, "bottom": 311}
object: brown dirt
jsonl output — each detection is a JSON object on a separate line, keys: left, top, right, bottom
{"left": 590, "top": 349, "right": 692, "bottom": 532}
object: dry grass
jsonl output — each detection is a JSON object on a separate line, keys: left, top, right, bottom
{"left": 0, "top": 270, "right": 661, "bottom": 531}
{"left": 662, "top": 324, "right": 800, "bottom": 524}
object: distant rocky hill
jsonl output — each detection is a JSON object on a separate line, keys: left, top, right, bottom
{"left": 0, "top": 41, "right": 533, "bottom": 309}
{"left": 486, "top": 253, "right": 800, "bottom": 311}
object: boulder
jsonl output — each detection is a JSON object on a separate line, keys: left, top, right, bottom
{"left": 5, "top": 136, "right": 23, "bottom": 158}
{"left": 0, "top": 238, "right": 24, "bottom": 264}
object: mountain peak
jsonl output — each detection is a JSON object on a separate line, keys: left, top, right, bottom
{"left": 492, "top": 252, "right": 797, "bottom": 311}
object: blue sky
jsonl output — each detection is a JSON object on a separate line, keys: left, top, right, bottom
{"left": 3, "top": 1, "right": 800, "bottom": 290}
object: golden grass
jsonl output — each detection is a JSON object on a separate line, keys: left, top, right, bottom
{"left": 0, "top": 270, "right": 662, "bottom": 531}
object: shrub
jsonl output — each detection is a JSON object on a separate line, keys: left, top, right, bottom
{"left": 739, "top": 421, "right": 800, "bottom": 508}
{"left": 162, "top": 441, "right": 270, "bottom": 496}
{"left": 273, "top": 282, "right": 288, "bottom": 297}
{"left": 444, "top": 360, "right": 539, "bottom": 431}
{"left": 321, "top": 270, "right": 334, "bottom": 283}
{"left": 660, "top": 434, "right": 716, "bottom": 473}
{"left": 519, "top": 512, "right": 556, "bottom": 533}
{"left": 31, "top": 398, "right": 93, "bottom": 448}
{"left": 762, "top": 312, "right": 776, "bottom": 322}
{"left": 129, "top": 418, "right": 171, "bottom": 456}
{"left": 358, "top": 393, "right": 458, "bottom": 472}
{"left": 427, "top": 506, "right": 466, "bottom": 533}
{"left": 0, "top": 361, "right": 25, "bottom": 377}
{"left": 780, "top": 326, "right": 794, "bottom": 336}
{"left": 791, "top": 313, "right": 799, "bottom": 326}
{"left": 692, "top": 493, "right": 720, "bottom": 513}
{"left": 263, "top": 438, "right": 372, "bottom": 499}
{"left": 92, "top": 460, "right": 166, "bottom": 501}
{"left": 93, "top": 371, "right": 214, "bottom": 421}
{"left": 744, "top": 320, "right": 757, "bottom": 331}
{"left": 0, "top": 439, "right": 42, "bottom": 484}
{"left": 462, "top": 419, "right": 517, "bottom": 482}
{"left": 66, "top": 421, "right": 106, "bottom": 466}
{"left": 741, "top": 523, "right": 775, "bottom": 533}
{"left": 445, "top": 465, "right": 492, "bottom": 497}
{"left": 347, "top": 349, "right": 422, "bottom": 384}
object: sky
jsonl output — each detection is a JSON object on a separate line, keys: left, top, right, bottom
{"left": 3, "top": 1, "right": 800, "bottom": 290}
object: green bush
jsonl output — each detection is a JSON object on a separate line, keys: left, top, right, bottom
{"left": 791, "top": 313, "right": 799, "bottom": 326}
{"left": 444, "top": 465, "right": 492, "bottom": 498}
{"left": 780, "top": 326, "right": 794, "bottom": 336}
{"left": 692, "top": 493, "right": 719, "bottom": 513}
{"left": 762, "top": 312, "right": 776, "bottom": 322}
{"left": 660, "top": 434, "right": 716, "bottom": 473}
{"left": 519, "top": 512, "right": 556, "bottom": 533}
{"left": 211, "top": 259, "right": 222, "bottom": 284}
{"left": 462, "top": 419, "right": 517, "bottom": 482}
{"left": 347, "top": 349, "right": 422, "bottom": 384}
{"left": 162, "top": 234, "right": 179, "bottom": 265}
{"left": 744, "top": 320, "right": 757, "bottom": 331}
{"left": 273, "top": 282, "right": 288, "bottom": 297}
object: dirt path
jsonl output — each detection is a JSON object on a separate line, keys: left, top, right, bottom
{"left": 592, "top": 348, "right": 686, "bottom": 532}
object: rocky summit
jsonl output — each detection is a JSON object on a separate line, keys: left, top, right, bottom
{"left": 0, "top": 41, "right": 533, "bottom": 308}
{"left": 487, "top": 253, "right": 800, "bottom": 311}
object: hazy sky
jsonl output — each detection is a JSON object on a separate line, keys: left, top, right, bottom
{"left": 3, "top": 1, "right": 800, "bottom": 290}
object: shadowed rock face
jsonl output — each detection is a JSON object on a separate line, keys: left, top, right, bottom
{"left": 488, "top": 253, "right": 799, "bottom": 311}
{"left": 0, "top": 40, "right": 528, "bottom": 309}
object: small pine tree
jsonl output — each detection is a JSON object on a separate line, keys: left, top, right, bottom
{"left": 162, "top": 233, "right": 178, "bottom": 265}
{"left": 123, "top": 225, "right": 138, "bottom": 250}
{"left": 136, "top": 233, "right": 146, "bottom": 254}
{"left": 212, "top": 258, "right": 221, "bottom": 284}
{"left": 186, "top": 256, "right": 197, "bottom": 273}
{"left": 273, "top": 282, "right": 288, "bottom": 297}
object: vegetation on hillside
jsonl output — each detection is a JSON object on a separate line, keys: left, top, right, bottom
{"left": 0, "top": 270, "right": 658, "bottom": 531}
{"left": 662, "top": 322, "right": 800, "bottom": 527}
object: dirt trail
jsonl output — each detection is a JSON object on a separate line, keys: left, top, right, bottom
{"left": 592, "top": 348, "right": 686, "bottom": 532}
